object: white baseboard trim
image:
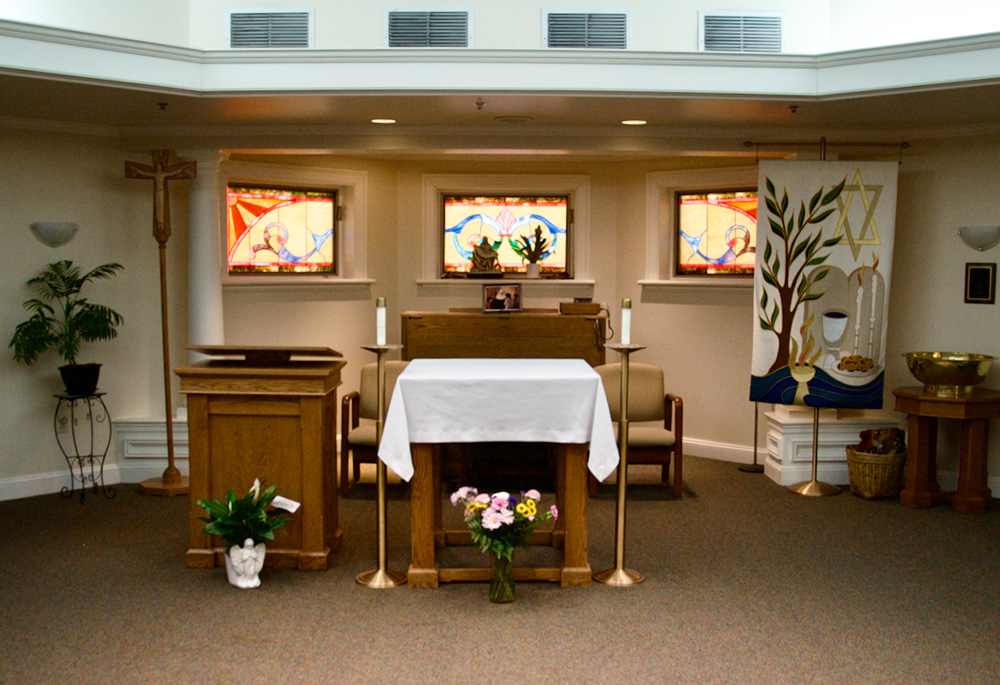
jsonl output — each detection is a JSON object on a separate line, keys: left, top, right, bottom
{"left": 0, "top": 464, "right": 122, "bottom": 502}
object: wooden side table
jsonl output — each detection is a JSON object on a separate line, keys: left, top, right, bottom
{"left": 892, "top": 386, "right": 1000, "bottom": 514}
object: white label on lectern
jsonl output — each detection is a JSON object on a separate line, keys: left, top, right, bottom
{"left": 272, "top": 495, "right": 301, "bottom": 513}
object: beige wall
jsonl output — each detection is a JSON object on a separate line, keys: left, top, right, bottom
{"left": 3, "top": 126, "right": 1000, "bottom": 490}
{"left": 0, "top": 129, "right": 188, "bottom": 482}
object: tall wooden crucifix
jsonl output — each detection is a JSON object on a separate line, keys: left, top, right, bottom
{"left": 126, "top": 150, "right": 196, "bottom": 496}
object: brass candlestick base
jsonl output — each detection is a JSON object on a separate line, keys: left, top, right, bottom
{"left": 593, "top": 567, "right": 645, "bottom": 586}
{"left": 356, "top": 567, "right": 407, "bottom": 588}
{"left": 788, "top": 478, "right": 841, "bottom": 496}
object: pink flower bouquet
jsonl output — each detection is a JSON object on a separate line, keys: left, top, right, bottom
{"left": 450, "top": 486, "right": 558, "bottom": 561}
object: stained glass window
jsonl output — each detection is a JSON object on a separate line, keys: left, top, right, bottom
{"left": 442, "top": 194, "right": 570, "bottom": 277}
{"left": 676, "top": 190, "right": 758, "bottom": 276}
{"left": 227, "top": 185, "right": 336, "bottom": 275}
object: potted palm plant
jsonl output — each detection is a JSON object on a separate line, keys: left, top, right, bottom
{"left": 9, "top": 260, "right": 124, "bottom": 396}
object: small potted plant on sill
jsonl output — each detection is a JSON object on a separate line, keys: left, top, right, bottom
{"left": 509, "top": 225, "right": 550, "bottom": 278}
{"left": 8, "top": 260, "right": 124, "bottom": 396}
{"left": 451, "top": 486, "right": 558, "bottom": 603}
{"left": 196, "top": 479, "right": 295, "bottom": 589}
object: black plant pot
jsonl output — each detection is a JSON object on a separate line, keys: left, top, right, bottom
{"left": 59, "top": 363, "right": 101, "bottom": 396}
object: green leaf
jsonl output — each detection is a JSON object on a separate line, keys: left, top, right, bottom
{"left": 822, "top": 235, "right": 842, "bottom": 248}
{"left": 809, "top": 187, "right": 822, "bottom": 213}
{"left": 780, "top": 190, "right": 788, "bottom": 214}
{"left": 797, "top": 202, "right": 806, "bottom": 229}
{"left": 809, "top": 208, "right": 837, "bottom": 225}
{"left": 766, "top": 177, "right": 776, "bottom": 197}
{"left": 790, "top": 239, "right": 809, "bottom": 263}
{"left": 761, "top": 269, "right": 779, "bottom": 288}
{"left": 765, "top": 197, "right": 781, "bottom": 219}
{"left": 813, "top": 267, "right": 830, "bottom": 282}
{"left": 806, "top": 255, "right": 830, "bottom": 267}
{"left": 821, "top": 177, "right": 847, "bottom": 205}
{"left": 801, "top": 292, "right": 825, "bottom": 302}
{"left": 763, "top": 240, "right": 772, "bottom": 263}
{"left": 768, "top": 218, "right": 785, "bottom": 238}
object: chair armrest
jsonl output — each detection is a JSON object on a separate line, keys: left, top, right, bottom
{"left": 664, "top": 393, "right": 683, "bottom": 447}
{"left": 341, "top": 391, "right": 360, "bottom": 442}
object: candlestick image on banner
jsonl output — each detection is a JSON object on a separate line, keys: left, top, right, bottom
{"left": 749, "top": 161, "right": 898, "bottom": 409}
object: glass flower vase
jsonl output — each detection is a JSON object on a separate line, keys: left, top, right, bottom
{"left": 489, "top": 552, "right": 515, "bottom": 603}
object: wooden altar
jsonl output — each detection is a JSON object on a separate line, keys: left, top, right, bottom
{"left": 177, "top": 346, "right": 345, "bottom": 570}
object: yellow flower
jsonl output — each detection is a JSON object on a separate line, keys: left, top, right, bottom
{"left": 516, "top": 500, "right": 537, "bottom": 517}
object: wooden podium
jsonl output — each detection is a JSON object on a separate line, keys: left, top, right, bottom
{"left": 177, "top": 346, "right": 345, "bottom": 571}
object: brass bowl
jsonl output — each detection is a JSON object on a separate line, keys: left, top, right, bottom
{"left": 904, "top": 352, "right": 994, "bottom": 397}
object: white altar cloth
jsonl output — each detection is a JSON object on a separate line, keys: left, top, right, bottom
{"left": 378, "top": 358, "right": 619, "bottom": 482}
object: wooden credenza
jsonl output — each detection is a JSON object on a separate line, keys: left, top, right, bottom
{"left": 401, "top": 310, "right": 607, "bottom": 367}
{"left": 177, "top": 347, "right": 345, "bottom": 571}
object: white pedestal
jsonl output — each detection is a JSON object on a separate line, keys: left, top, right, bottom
{"left": 764, "top": 405, "right": 901, "bottom": 486}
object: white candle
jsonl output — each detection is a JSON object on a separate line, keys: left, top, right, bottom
{"left": 621, "top": 298, "right": 632, "bottom": 345}
{"left": 376, "top": 296, "right": 386, "bottom": 346}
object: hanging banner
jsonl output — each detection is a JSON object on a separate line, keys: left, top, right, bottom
{"left": 750, "top": 161, "right": 898, "bottom": 408}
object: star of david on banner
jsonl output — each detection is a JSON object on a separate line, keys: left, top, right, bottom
{"left": 749, "top": 161, "right": 899, "bottom": 409}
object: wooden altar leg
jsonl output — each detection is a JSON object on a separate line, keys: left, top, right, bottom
{"left": 952, "top": 418, "right": 992, "bottom": 514}
{"left": 551, "top": 445, "right": 566, "bottom": 548}
{"left": 433, "top": 445, "right": 446, "bottom": 547}
{"left": 408, "top": 443, "right": 439, "bottom": 587}
{"left": 560, "top": 443, "right": 591, "bottom": 587}
{"left": 900, "top": 414, "right": 938, "bottom": 509}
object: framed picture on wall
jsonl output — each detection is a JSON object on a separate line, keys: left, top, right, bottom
{"left": 482, "top": 284, "right": 522, "bottom": 313}
{"left": 965, "top": 263, "right": 996, "bottom": 304}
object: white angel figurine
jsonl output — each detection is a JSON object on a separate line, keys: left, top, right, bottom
{"left": 225, "top": 538, "right": 266, "bottom": 589}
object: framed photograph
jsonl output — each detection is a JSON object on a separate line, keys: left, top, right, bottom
{"left": 482, "top": 284, "right": 522, "bottom": 313}
{"left": 965, "top": 263, "right": 996, "bottom": 304}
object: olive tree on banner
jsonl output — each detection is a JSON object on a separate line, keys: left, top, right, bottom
{"left": 758, "top": 176, "right": 846, "bottom": 375}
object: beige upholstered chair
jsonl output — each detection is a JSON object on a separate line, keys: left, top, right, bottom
{"left": 590, "top": 362, "right": 684, "bottom": 497}
{"left": 340, "top": 360, "right": 409, "bottom": 496}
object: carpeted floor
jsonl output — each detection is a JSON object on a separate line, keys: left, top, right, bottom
{"left": 2, "top": 457, "right": 999, "bottom": 684}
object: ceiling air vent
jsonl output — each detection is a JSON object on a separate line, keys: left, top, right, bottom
{"left": 701, "top": 13, "right": 782, "bottom": 53}
{"left": 230, "top": 11, "right": 311, "bottom": 48}
{"left": 387, "top": 11, "right": 469, "bottom": 47}
{"left": 546, "top": 12, "right": 628, "bottom": 49}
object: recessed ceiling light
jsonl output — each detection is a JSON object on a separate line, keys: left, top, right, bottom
{"left": 371, "top": 118, "right": 396, "bottom": 124}
{"left": 621, "top": 119, "right": 647, "bottom": 126}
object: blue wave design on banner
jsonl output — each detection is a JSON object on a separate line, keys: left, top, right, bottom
{"left": 750, "top": 367, "right": 884, "bottom": 409}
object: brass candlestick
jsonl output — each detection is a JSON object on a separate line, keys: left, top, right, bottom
{"left": 787, "top": 407, "right": 841, "bottom": 496}
{"left": 356, "top": 343, "right": 407, "bottom": 588}
{"left": 594, "top": 342, "right": 646, "bottom": 586}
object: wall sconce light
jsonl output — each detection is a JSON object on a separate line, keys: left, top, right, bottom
{"left": 30, "top": 222, "right": 78, "bottom": 247}
{"left": 958, "top": 225, "right": 1000, "bottom": 251}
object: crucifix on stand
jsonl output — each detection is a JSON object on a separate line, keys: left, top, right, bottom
{"left": 125, "top": 150, "right": 196, "bottom": 496}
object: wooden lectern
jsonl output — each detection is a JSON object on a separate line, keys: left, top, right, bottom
{"left": 177, "top": 346, "right": 345, "bottom": 571}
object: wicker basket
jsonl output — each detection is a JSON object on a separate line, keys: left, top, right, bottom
{"left": 846, "top": 447, "right": 906, "bottom": 499}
